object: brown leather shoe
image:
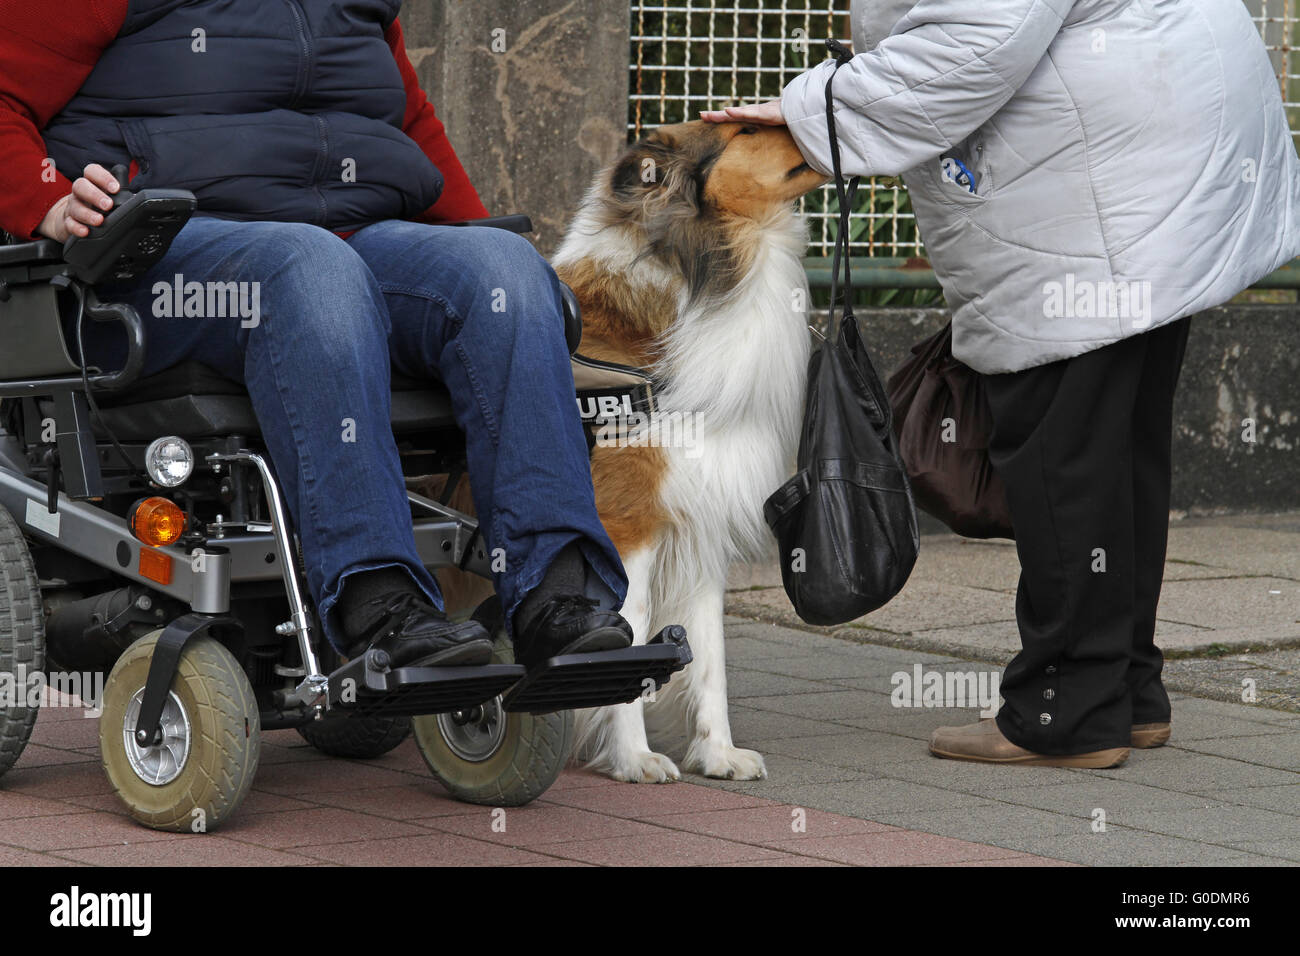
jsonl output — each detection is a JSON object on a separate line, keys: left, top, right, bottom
{"left": 1131, "top": 722, "right": 1171, "bottom": 749}
{"left": 929, "top": 718, "right": 1130, "bottom": 768}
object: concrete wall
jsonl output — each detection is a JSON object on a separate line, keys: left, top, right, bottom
{"left": 852, "top": 306, "right": 1300, "bottom": 516}
{"left": 401, "top": 0, "right": 631, "bottom": 254}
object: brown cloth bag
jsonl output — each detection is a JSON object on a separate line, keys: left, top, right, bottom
{"left": 886, "top": 323, "right": 1014, "bottom": 539}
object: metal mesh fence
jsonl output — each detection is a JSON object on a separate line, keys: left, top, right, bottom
{"left": 629, "top": 1, "right": 1300, "bottom": 263}
{"left": 1255, "top": 0, "right": 1300, "bottom": 142}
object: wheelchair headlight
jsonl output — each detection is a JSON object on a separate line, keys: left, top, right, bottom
{"left": 145, "top": 436, "right": 194, "bottom": 488}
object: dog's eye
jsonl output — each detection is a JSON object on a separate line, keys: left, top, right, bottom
{"left": 738, "top": 126, "right": 759, "bottom": 135}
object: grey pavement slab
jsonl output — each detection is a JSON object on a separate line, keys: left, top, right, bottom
{"left": 732, "top": 651, "right": 969, "bottom": 681}
{"left": 1170, "top": 733, "right": 1300, "bottom": 771}
{"left": 754, "top": 731, "right": 927, "bottom": 769}
{"left": 1161, "top": 655, "right": 1300, "bottom": 710}
{"left": 728, "top": 580, "right": 1015, "bottom": 638}
{"left": 725, "top": 515, "right": 1300, "bottom": 666}
{"left": 1225, "top": 839, "right": 1300, "bottom": 861}
{"left": 833, "top": 709, "right": 970, "bottom": 741}
{"left": 1161, "top": 516, "right": 1300, "bottom": 581}
{"left": 701, "top": 532, "right": 1300, "bottom": 865}
{"left": 725, "top": 670, "right": 837, "bottom": 699}
{"left": 751, "top": 777, "right": 1003, "bottom": 816}
{"left": 995, "top": 831, "right": 1295, "bottom": 867}
{"left": 1169, "top": 696, "right": 1300, "bottom": 727}
{"left": 1111, "top": 805, "right": 1300, "bottom": 844}
{"left": 988, "top": 779, "right": 1233, "bottom": 814}
{"left": 727, "top": 705, "right": 860, "bottom": 742}
{"left": 872, "top": 758, "right": 1085, "bottom": 793}
{"left": 738, "top": 690, "right": 899, "bottom": 721}
{"left": 1156, "top": 577, "right": 1300, "bottom": 630}
{"left": 1191, "top": 785, "right": 1300, "bottom": 815}
{"left": 1097, "top": 753, "right": 1297, "bottom": 791}
{"left": 869, "top": 804, "right": 1086, "bottom": 843}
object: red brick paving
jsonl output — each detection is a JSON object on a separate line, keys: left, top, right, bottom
{"left": 0, "top": 723, "right": 1073, "bottom": 867}
{"left": 309, "top": 783, "right": 486, "bottom": 819}
{"left": 552, "top": 829, "right": 788, "bottom": 866}
{"left": 430, "top": 804, "right": 662, "bottom": 846}
{"left": 542, "top": 779, "right": 771, "bottom": 815}
{"left": 217, "top": 806, "right": 428, "bottom": 849}
{"left": 0, "top": 845, "right": 90, "bottom": 867}
{"left": 0, "top": 810, "right": 178, "bottom": 852}
{"left": 60, "top": 837, "right": 319, "bottom": 868}
{"left": 296, "top": 832, "right": 559, "bottom": 867}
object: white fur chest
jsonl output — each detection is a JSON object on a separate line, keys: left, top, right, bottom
{"left": 655, "top": 218, "right": 812, "bottom": 561}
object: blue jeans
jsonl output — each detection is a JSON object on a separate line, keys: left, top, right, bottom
{"left": 82, "top": 217, "right": 627, "bottom": 651}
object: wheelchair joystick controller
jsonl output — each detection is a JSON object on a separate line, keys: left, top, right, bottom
{"left": 61, "top": 163, "right": 198, "bottom": 286}
{"left": 107, "top": 164, "right": 131, "bottom": 209}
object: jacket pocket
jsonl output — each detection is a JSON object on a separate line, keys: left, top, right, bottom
{"left": 967, "top": 130, "right": 994, "bottom": 198}
{"left": 919, "top": 145, "right": 990, "bottom": 209}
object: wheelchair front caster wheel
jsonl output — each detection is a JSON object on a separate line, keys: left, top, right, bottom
{"left": 101, "top": 631, "right": 260, "bottom": 832}
{"left": 412, "top": 631, "right": 572, "bottom": 807}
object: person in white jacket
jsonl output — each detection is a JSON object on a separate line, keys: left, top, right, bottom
{"left": 705, "top": 0, "right": 1300, "bottom": 768}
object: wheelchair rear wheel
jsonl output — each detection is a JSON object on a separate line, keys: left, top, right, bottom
{"left": 101, "top": 631, "right": 260, "bottom": 832}
{"left": 296, "top": 713, "right": 411, "bottom": 758}
{"left": 412, "top": 629, "right": 572, "bottom": 807}
{"left": 0, "top": 506, "right": 44, "bottom": 780}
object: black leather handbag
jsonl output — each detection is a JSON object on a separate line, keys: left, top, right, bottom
{"left": 762, "top": 40, "right": 919, "bottom": 626}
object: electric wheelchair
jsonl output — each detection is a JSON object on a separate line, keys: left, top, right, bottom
{"left": 0, "top": 172, "right": 689, "bottom": 831}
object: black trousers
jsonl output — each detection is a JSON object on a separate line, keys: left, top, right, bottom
{"left": 984, "top": 318, "right": 1192, "bottom": 755}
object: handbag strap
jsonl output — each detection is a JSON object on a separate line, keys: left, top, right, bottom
{"left": 823, "top": 38, "right": 860, "bottom": 342}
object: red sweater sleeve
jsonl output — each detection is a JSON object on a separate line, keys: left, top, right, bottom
{"left": 0, "top": 0, "right": 128, "bottom": 238}
{"left": 385, "top": 18, "right": 490, "bottom": 223}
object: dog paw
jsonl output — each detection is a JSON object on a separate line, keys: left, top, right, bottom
{"left": 683, "top": 742, "right": 768, "bottom": 781}
{"left": 606, "top": 751, "right": 681, "bottom": 784}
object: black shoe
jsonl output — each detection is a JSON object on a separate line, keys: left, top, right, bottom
{"left": 346, "top": 592, "right": 493, "bottom": 668}
{"left": 512, "top": 595, "right": 633, "bottom": 669}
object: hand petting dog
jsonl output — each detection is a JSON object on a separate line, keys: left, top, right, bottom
{"left": 699, "top": 100, "right": 785, "bottom": 126}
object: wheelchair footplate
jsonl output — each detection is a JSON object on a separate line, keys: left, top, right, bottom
{"left": 326, "top": 649, "right": 525, "bottom": 718}
{"left": 501, "top": 625, "right": 692, "bottom": 715}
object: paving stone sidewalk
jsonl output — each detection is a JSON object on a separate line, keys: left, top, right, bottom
{"left": 727, "top": 512, "right": 1300, "bottom": 710}
{"left": 0, "top": 703, "right": 1069, "bottom": 867}
{"left": 0, "top": 514, "right": 1293, "bottom": 866}
{"left": 700, "top": 618, "right": 1299, "bottom": 866}
{"left": 709, "top": 512, "right": 1299, "bottom": 865}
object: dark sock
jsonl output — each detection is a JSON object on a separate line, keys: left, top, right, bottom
{"left": 515, "top": 542, "right": 587, "bottom": 633}
{"left": 339, "top": 566, "right": 425, "bottom": 639}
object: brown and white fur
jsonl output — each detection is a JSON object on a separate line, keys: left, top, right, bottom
{"left": 552, "top": 122, "right": 826, "bottom": 782}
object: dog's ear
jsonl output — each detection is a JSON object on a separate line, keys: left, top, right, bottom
{"left": 611, "top": 136, "right": 676, "bottom": 199}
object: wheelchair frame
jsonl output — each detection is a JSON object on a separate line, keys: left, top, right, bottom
{"left": 0, "top": 202, "right": 689, "bottom": 829}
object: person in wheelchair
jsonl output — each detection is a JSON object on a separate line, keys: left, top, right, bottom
{"left": 0, "top": 0, "right": 634, "bottom": 671}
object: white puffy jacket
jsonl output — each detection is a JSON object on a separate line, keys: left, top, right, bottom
{"left": 781, "top": 0, "right": 1300, "bottom": 373}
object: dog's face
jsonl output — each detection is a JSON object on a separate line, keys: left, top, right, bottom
{"left": 611, "top": 120, "right": 827, "bottom": 221}
{"left": 604, "top": 121, "right": 826, "bottom": 299}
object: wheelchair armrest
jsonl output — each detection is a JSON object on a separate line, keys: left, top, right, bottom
{"left": 0, "top": 239, "right": 64, "bottom": 268}
{"left": 444, "top": 214, "right": 534, "bottom": 234}
{"left": 80, "top": 286, "right": 147, "bottom": 392}
{"left": 559, "top": 281, "right": 582, "bottom": 355}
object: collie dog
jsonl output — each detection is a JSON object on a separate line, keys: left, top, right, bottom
{"left": 551, "top": 121, "right": 826, "bottom": 782}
